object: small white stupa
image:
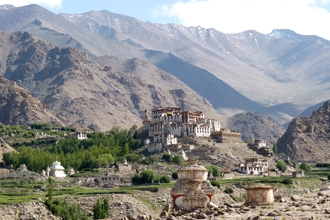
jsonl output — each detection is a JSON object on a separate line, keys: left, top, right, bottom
{"left": 49, "top": 157, "right": 67, "bottom": 178}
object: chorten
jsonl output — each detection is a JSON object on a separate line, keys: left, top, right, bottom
{"left": 49, "top": 157, "right": 67, "bottom": 178}
{"left": 244, "top": 184, "right": 275, "bottom": 206}
{"left": 170, "top": 158, "right": 215, "bottom": 210}
{"left": 142, "top": 109, "right": 151, "bottom": 130}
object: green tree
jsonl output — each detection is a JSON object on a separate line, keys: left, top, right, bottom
{"left": 277, "top": 160, "right": 287, "bottom": 172}
{"left": 132, "top": 174, "right": 141, "bottom": 184}
{"left": 139, "top": 169, "right": 159, "bottom": 183}
{"left": 172, "top": 155, "right": 184, "bottom": 165}
{"left": 210, "top": 180, "right": 221, "bottom": 188}
{"left": 172, "top": 172, "right": 178, "bottom": 180}
{"left": 162, "top": 153, "right": 173, "bottom": 162}
{"left": 272, "top": 143, "right": 277, "bottom": 154}
{"left": 93, "top": 198, "right": 110, "bottom": 219}
{"left": 144, "top": 155, "right": 158, "bottom": 164}
{"left": 299, "top": 162, "right": 311, "bottom": 172}
{"left": 160, "top": 175, "right": 171, "bottom": 183}
{"left": 224, "top": 187, "right": 234, "bottom": 194}
{"left": 206, "top": 165, "right": 221, "bottom": 177}
{"left": 125, "top": 153, "right": 141, "bottom": 163}
{"left": 94, "top": 154, "right": 114, "bottom": 167}
{"left": 47, "top": 177, "right": 54, "bottom": 201}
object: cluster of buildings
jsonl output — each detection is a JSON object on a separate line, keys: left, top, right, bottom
{"left": 142, "top": 107, "right": 222, "bottom": 152}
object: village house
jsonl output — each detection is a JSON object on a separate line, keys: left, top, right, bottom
{"left": 238, "top": 158, "right": 268, "bottom": 175}
{"left": 247, "top": 139, "right": 274, "bottom": 156}
{"left": 77, "top": 131, "right": 88, "bottom": 140}
{"left": 96, "top": 159, "right": 133, "bottom": 187}
{"left": 254, "top": 139, "right": 267, "bottom": 147}
{"left": 144, "top": 107, "right": 221, "bottom": 153}
{"left": 52, "top": 127, "right": 62, "bottom": 132}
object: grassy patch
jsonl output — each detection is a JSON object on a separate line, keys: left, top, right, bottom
{"left": 132, "top": 195, "right": 158, "bottom": 212}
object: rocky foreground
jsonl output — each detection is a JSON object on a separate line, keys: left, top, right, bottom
{"left": 1, "top": 183, "right": 330, "bottom": 220}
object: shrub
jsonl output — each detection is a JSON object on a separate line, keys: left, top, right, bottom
{"left": 210, "top": 180, "right": 220, "bottom": 188}
{"left": 144, "top": 155, "right": 158, "bottom": 164}
{"left": 172, "top": 172, "right": 178, "bottom": 180}
{"left": 125, "top": 153, "right": 141, "bottom": 163}
{"left": 172, "top": 155, "right": 184, "bottom": 165}
{"left": 45, "top": 198, "right": 88, "bottom": 220}
{"left": 160, "top": 175, "right": 171, "bottom": 183}
{"left": 162, "top": 153, "right": 173, "bottom": 162}
{"left": 224, "top": 187, "right": 234, "bottom": 194}
{"left": 282, "top": 178, "right": 293, "bottom": 185}
{"left": 316, "top": 163, "right": 330, "bottom": 168}
{"left": 139, "top": 169, "right": 159, "bottom": 184}
{"left": 299, "top": 162, "right": 311, "bottom": 172}
{"left": 132, "top": 174, "right": 141, "bottom": 184}
{"left": 277, "top": 160, "right": 287, "bottom": 172}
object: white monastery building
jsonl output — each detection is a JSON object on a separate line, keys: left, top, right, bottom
{"left": 143, "top": 107, "right": 221, "bottom": 152}
{"left": 238, "top": 158, "right": 268, "bottom": 175}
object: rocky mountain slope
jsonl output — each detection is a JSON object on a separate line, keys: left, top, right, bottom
{"left": 0, "top": 4, "right": 329, "bottom": 124}
{"left": 227, "top": 112, "right": 285, "bottom": 145}
{"left": 60, "top": 10, "right": 330, "bottom": 123}
{"left": 277, "top": 101, "right": 330, "bottom": 162}
{"left": 0, "top": 31, "right": 220, "bottom": 130}
{"left": 0, "top": 4, "right": 271, "bottom": 122}
{"left": 0, "top": 75, "right": 67, "bottom": 126}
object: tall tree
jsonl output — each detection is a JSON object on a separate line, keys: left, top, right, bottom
{"left": 273, "top": 143, "right": 277, "bottom": 154}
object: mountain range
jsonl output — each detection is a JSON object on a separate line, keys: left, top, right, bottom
{"left": 0, "top": 30, "right": 221, "bottom": 131}
{"left": 0, "top": 4, "right": 329, "bottom": 140}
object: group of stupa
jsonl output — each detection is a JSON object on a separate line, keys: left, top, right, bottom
{"left": 41, "top": 157, "right": 73, "bottom": 178}
{"left": 169, "top": 158, "right": 276, "bottom": 212}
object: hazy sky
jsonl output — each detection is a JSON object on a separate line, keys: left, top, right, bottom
{"left": 0, "top": 0, "right": 330, "bottom": 40}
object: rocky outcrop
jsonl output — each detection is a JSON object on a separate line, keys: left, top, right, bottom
{"left": 0, "top": 137, "right": 15, "bottom": 162}
{"left": 0, "top": 76, "right": 67, "bottom": 126}
{"left": 277, "top": 101, "right": 330, "bottom": 161}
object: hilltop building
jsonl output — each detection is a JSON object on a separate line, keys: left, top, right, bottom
{"left": 211, "top": 128, "right": 242, "bottom": 143}
{"left": 144, "top": 107, "right": 221, "bottom": 152}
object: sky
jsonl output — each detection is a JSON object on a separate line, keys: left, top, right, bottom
{"left": 0, "top": 0, "right": 330, "bottom": 40}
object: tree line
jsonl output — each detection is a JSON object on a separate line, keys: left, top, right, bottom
{"left": 3, "top": 127, "right": 142, "bottom": 172}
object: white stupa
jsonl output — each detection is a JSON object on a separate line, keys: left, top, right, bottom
{"left": 49, "top": 158, "right": 67, "bottom": 178}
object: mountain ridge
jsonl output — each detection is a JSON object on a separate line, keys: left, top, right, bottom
{"left": 0, "top": 30, "right": 222, "bottom": 131}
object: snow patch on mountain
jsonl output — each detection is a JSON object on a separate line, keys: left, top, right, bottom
{"left": 268, "top": 29, "right": 303, "bottom": 41}
{"left": 0, "top": 4, "right": 15, "bottom": 10}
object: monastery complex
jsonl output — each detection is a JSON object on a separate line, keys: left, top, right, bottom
{"left": 142, "top": 107, "right": 221, "bottom": 152}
